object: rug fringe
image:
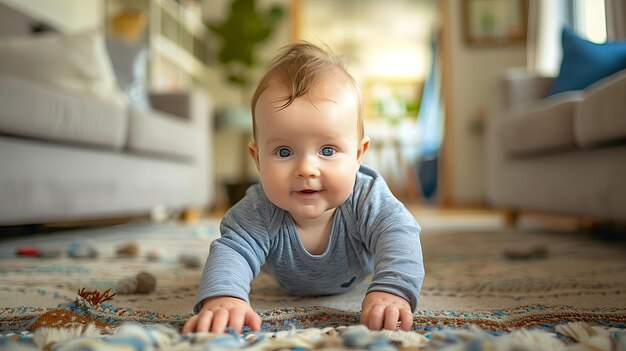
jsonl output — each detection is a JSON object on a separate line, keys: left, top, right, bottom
{"left": 31, "top": 324, "right": 102, "bottom": 350}
{"left": 4, "top": 321, "right": 625, "bottom": 351}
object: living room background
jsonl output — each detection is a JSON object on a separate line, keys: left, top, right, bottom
{"left": 0, "top": 0, "right": 622, "bottom": 224}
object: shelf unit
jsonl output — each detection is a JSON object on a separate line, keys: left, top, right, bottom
{"left": 105, "top": 0, "right": 209, "bottom": 91}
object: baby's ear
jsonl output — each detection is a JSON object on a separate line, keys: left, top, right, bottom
{"left": 356, "top": 136, "right": 370, "bottom": 163}
{"left": 248, "top": 141, "right": 261, "bottom": 171}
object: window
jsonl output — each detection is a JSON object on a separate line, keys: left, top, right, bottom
{"left": 569, "top": 0, "right": 606, "bottom": 43}
{"left": 530, "top": 0, "right": 607, "bottom": 75}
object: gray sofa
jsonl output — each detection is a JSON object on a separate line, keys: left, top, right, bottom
{"left": 485, "top": 68, "right": 626, "bottom": 223}
{"left": 0, "top": 72, "right": 214, "bottom": 225}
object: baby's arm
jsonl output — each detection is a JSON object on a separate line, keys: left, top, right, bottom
{"left": 188, "top": 186, "right": 272, "bottom": 333}
{"left": 360, "top": 210, "right": 423, "bottom": 331}
{"left": 182, "top": 296, "right": 261, "bottom": 334}
{"left": 354, "top": 171, "right": 425, "bottom": 330}
{"left": 360, "top": 291, "right": 413, "bottom": 331}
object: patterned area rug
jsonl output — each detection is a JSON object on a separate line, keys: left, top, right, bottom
{"left": 0, "top": 217, "right": 625, "bottom": 350}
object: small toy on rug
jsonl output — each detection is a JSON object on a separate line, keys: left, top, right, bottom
{"left": 116, "top": 271, "right": 157, "bottom": 294}
{"left": 146, "top": 249, "right": 160, "bottom": 261}
{"left": 68, "top": 239, "right": 99, "bottom": 259}
{"left": 115, "top": 241, "right": 140, "bottom": 258}
{"left": 182, "top": 206, "right": 202, "bottom": 224}
{"left": 179, "top": 253, "right": 202, "bottom": 268}
{"left": 503, "top": 246, "right": 548, "bottom": 260}
{"left": 16, "top": 246, "right": 64, "bottom": 258}
{"left": 150, "top": 205, "right": 171, "bottom": 223}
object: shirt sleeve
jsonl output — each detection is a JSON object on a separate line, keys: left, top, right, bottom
{"left": 193, "top": 185, "right": 272, "bottom": 314}
{"left": 353, "top": 167, "right": 425, "bottom": 311}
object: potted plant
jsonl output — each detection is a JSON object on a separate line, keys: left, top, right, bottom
{"left": 205, "top": 0, "right": 284, "bottom": 205}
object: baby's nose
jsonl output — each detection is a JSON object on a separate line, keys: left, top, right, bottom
{"left": 296, "top": 157, "right": 321, "bottom": 177}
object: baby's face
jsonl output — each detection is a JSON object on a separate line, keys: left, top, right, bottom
{"left": 250, "top": 78, "right": 368, "bottom": 224}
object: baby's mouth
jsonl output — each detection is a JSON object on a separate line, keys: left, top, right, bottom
{"left": 297, "top": 189, "right": 321, "bottom": 195}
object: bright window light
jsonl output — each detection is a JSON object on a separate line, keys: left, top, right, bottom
{"left": 371, "top": 50, "right": 425, "bottom": 79}
{"left": 578, "top": 0, "right": 607, "bottom": 43}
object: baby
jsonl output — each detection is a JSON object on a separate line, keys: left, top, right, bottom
{"left": 183, "top": 42, "right": 424, "bottom": 334}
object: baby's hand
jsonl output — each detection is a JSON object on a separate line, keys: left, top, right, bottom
{"left": 360, "top": 291, "right": 413, "bottom": 331}
{"left": 182, "top": 296, "right": 261, "bottom": 334}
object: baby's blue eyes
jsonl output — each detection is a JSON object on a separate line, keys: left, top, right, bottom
{"left": 274, "top": 147, "right": 336, "bottom": 158}
{"left": 277, "top": 148, "right": 292, "bottom": 158}
{"left": 321, "top": 147, "right": 335, "bottom": 157}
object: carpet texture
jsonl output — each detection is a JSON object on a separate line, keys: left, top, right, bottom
{"left": 0, "top": 218, "right": 625, "bottom": 350}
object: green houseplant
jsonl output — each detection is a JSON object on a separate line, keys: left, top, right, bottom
{"left": 206, "top": 0, "right": 284, "bottom": 91}
{"left": 205, "top": 0, "right": 284, "bottom": 205}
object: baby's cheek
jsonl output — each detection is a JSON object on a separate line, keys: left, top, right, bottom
{"left": 328, "top": 168, "right": 357, "bottom": 198}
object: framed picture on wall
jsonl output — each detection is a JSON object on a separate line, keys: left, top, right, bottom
{"left": 462, "top": 0, "right": 528, "bottom": 47}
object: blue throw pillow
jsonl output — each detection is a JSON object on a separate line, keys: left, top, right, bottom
{"left": 549, "top": 27, "right": 626, "bottom": 95}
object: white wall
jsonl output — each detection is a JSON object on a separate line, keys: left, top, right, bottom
{"left": 0, "top": 0, "right": 103, "bottom": 33}
{"left": 446, "top": 1, "right": 527, "bottom": 204}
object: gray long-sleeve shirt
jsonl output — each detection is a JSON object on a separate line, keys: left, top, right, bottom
{"left": 194, "top": 165, "right": 424, "bottom": 314}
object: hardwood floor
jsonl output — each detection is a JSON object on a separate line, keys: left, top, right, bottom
{"left": 0, "top": 201, "right": 599, "bottom": 238}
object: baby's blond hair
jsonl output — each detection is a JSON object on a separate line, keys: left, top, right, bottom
{"left": 250, "top": 42, "right": 364, "bottom": 140}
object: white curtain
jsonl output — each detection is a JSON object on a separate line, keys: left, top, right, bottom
{"left": 605, "top": 0, "right": 626, "bottom": 40}
{"left": 526, "top": 0, "right": 569, "bottom": 76}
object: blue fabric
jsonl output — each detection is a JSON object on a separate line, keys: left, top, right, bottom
{"left": 417, "top": 33, "right": 444, "bottom": 158}
{"left": 417, "top": 155, "right": 438, "bottom": 200}
{"left": 415, "top": 33, "right": 443, "bottom": 202}
{"left": 549, "top": 27, "right": 626, "bottom": 95}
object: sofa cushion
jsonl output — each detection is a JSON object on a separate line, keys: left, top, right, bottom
{"left": 0, "top": 29, "right": 125, "bottom": 106}
{"left": 0, "top": 73, "right": 128, "bottom": 149}
{"left": 575, "top": 69, "right": 626, "bottom": 148}
{"left": 549, "top": 27, "right": 626, "bottom": 96}
{"left": 501, "top": 92, "right": 583, "bottom": 156}
{"left": 127, "top": 108, "right": 196, "bottom": 160}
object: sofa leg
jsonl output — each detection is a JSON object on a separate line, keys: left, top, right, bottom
{"left": 503, "top": 210, "right": 519, "bottom": 228}
{"left": 578, "top": 217, "right": 603, "bottom": 231}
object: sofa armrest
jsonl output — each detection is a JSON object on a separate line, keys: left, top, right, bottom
{"left": 575, "top": 68, "right": 626, "bottom": 147}
{"left": 149, "top": 91, "right": 207, "bottom": 123}
{"left": 502, "top": 68, "right": 555, "bottom": 109}
{"left": 148, "top": 90, "right": 213, "bottom": 205}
